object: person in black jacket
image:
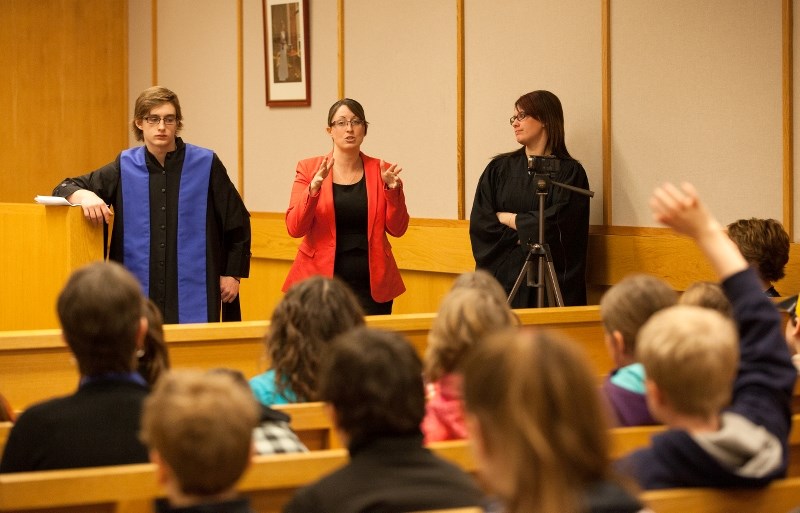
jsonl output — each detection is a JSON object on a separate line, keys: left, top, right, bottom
{"left": 283, "top": 327, "right": 485, "bottom": 513}
{"left": 469, "top": 90, "right": 590, "bottom": 307}
{"left": 0, "top": 261, "right": 150, "bottom": 473}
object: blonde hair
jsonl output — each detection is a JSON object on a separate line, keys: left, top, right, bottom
{"left": 140, "top": 370, "right": 258, "bottom": 496}
{"left": 600, "top": 274, "right": 677, "bottom": 355}
{"left": 424, "top": 287, "right": 516, "bottom": 381}
{"left": 637, "top": 305, "right": 739, "bottom": 418}
{"left": 679, "top": 281, "right": 733, "bottom": 318}
{"left": 450, "top": 270, "right": 509, "bottom": 304}
{"left": 463, "top": 328, "right": 612, "bottom": 513}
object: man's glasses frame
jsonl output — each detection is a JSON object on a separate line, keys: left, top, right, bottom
{"left": 143, "top": 115, "right": 178, "bottom": 126}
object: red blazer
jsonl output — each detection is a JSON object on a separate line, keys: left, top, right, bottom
{"left": 283, "top": 152, "right": 409, "bottom": 303}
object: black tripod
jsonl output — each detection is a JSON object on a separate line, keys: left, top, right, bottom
{"left": 507, "top": 156, "right": 595, "bottom": 308}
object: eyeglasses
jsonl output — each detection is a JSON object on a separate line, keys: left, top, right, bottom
{"left": 509, "top": 112, "right": 529, "bottom": 125}
{"left": 143, "top": 115, "right": 178, "bottom": 126}
{"left": 331, "top": 119, "right": 366, "bottom": 129}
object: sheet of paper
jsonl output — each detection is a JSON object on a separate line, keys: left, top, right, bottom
{"left": 34, "top": 195, "right": 78, "bottom": 206}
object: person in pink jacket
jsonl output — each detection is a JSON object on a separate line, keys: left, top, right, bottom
{"left": 422, "top": 274, "right": 517, "bottom": 443}
{"left": 283, "top": 98, "right": 409, "bottom": 315}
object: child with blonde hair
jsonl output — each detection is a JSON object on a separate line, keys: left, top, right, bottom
{"left": 678, "top": 280, "right": 733, "bottom": 318}
{"left": 140, "top": 369, "right": 259, "bottom": 512}
{"left": 422, "top": 286, "right": 517, "bottom": 442}
{"left": 600, "top": 274, "right": 677, "bottom": 426}
{"left": 617, "top": 183, "right": 796, "bottom": 489}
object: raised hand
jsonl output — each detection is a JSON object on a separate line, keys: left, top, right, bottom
{"left": 380, "top": 160, "right": 403, "bottom": 189}
{"left": 309, "top": 156, "right": 334, "bottom": 196}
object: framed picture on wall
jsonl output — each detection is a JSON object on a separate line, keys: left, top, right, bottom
{"left": 263, "top": 0, "right": 310, "bottom": 107}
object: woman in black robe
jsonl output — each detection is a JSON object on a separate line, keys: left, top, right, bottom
{"left": 469, "top": 90, "right": 590, "bottom": 308}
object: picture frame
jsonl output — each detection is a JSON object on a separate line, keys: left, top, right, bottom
{"left": 263, "top": 0, "right": 310, "bottom": 107}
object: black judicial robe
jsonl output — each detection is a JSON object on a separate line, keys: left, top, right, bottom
{"left": 53, "top": 138, "right": 251, "bottom": 323}
{"left": 469, "top": 148, "right": 590, "bottom": 307}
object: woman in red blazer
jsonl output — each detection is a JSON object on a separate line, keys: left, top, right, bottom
{"left": 283, "top": 98, "right": 409, "bottom": 314}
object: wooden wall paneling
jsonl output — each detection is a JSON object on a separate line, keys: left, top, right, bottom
{"left": 0, "top": 0, "right": 128, "bottom": 204}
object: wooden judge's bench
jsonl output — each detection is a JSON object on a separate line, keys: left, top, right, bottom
{"left": 0, "top": 203, "right": 104, "bottom": 331}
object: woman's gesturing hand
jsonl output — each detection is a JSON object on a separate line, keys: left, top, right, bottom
{"left": 380, "top": 160, "right": 403, "bottom": 189}
{"left": 309, "top": 156, "right": 334, "bottom": 196}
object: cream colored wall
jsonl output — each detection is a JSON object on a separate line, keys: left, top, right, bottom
{"left": 242, "top": 0, "right": 339, "bottom": 208}
{"left": 611, "top": 0, "right": 783, "bottom": 227}
{"left": 127, "top": 0, "right": 152, "bottom": 149}
{"left": 345, "top": 0, "right": 459, "bottom": 219}
{"left": 158, "top": 0, "right": 239, "bottom": 177}
{"left": 464, "top": 0, "right": 603, "bottom": 223}
{"left": 127, "top": 0, "right": 797, "bottom": 232}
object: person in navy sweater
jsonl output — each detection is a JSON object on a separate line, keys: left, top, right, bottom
{"left": 616, "top": 182, "right": 797, "bottom": 489}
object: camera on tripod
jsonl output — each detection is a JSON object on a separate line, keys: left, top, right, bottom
{"left": 527, "top": 155, "right": 560, "bottom": 176}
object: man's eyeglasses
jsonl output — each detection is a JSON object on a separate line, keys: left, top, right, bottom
{"left": 143, "top": 115, "right": 178, "bottom": 126}
{"left": 509, "top": 112, "right": 530, "bottom": 125}
{"left": 331, "top": 119, "right": 366, "bottom": 129}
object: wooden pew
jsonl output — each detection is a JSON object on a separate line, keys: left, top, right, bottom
{"left": 640, "top": 477, "right": 800, "bottom": 513}
{"left": 273, "top": 402, "right": 341, "bottom": 450}
{"left": 4, "top": 438, "right": 800, "bottom": 513}
{"left": 0, "top": 440, "right": 474, "bottom": 513}
{"left": 0, "top": 307, "right": 608, "bottom": 413}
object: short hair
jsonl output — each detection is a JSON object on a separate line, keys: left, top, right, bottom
{"left": 131, "top": 86, "right": 184, "bottom": 142}
{"left": 463, "top": 328, "right": 612, "bottom": 513}
{"left": 137, "top": 298, "right": 170, "bottom": 386}
{"left": 266, "top": 276, "right": 365, "bottom": 401}
{"left": 599, "top": 274, "right": 677, "bottom": 355}
{"left": 319, "top": 327, "right": 424, "bottom": 442}
{"left": 424, "top": 287, "right": 516, "bottom": 381}
{"left": 57, "top": 261, "right": 143, "bottom": 376}
{"left": 140, "top": 370, "right": 258, "bottom": 496}
{"left": 727, "top": 218, "right": 790, "bottom": 283}
{"left": 450, "top": 269, "right": 509, "bottom": 305}
{"left": 327, "top": 98, "right": 369, "bottom": 134}
{"left": 637, "top": 305, "right": 739, "bottom": 418}
{"left": 679, "top": 281, "right": 733, "bottom": 318}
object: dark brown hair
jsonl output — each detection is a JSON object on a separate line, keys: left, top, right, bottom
{"left": 57, "top": 262, "right": 143, "bottom": 376}
{"left": 320, "top": 327, "right": 424, "bottom": 443}
{"left": 514, "top": 90, "right": 571, "bottom": 159}
{"left": 727, "top": 218, "right": 790, "bottom": 283}
{"left": 327, "top": 98, "right": 369, "bottom": 134}
{"left": 137, "top": 298, "right": 170, "bottom": 386}
{"left": 266, "top": 276, "right": 365, "bottom": 401}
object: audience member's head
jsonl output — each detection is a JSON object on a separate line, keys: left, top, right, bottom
{"left": 140, "top": 369, "right": 259, "bottom": 504}
{"left": 679, "top": 281, "right": 733, "bottom": 318}
{"left": 450, "top": 269, "right": 509, "bottom": 305}
{"left": 57, "top": 261, "right": 147, "bottom": 377}
{"left": 425, "top": 287, "right": 516, "bottom": 382}
{"left": 266, "top": 276, "right": 365, "bottom": 402}
{"left": 137, "top": 298, "right": 170, "bottom": 386}
{"left": 637, "top": 305, "right": 739, "bottom": 422}
{"left": 727, "top": 218, "right": 790, "bottom": 291}
{"left": 599, "top": 274, "right": 677, "bottom": 367}
{"left": 320, "top": 327, "right": 424, "bottom": 445}
{"left": 463, "top": 328, "right": 613, "bottom": 513}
